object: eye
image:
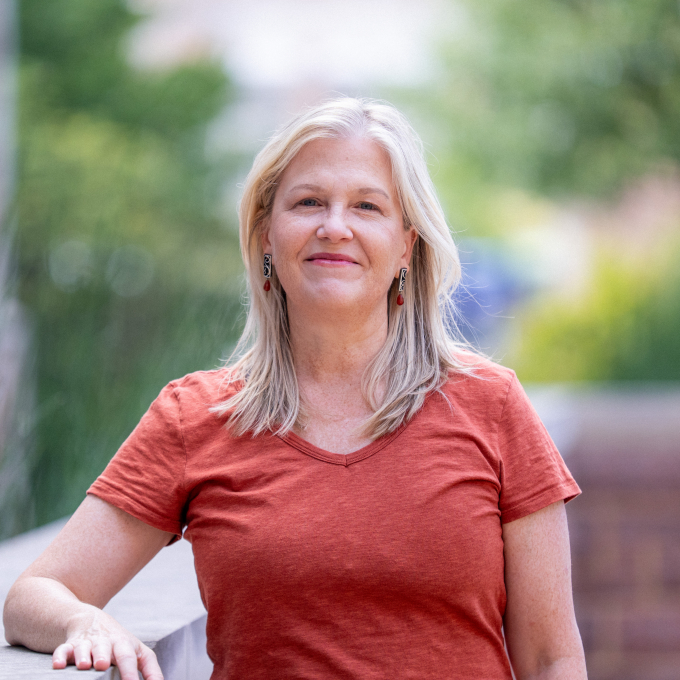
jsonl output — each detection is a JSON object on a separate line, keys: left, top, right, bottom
{"left": 358, "top": 202, "right": 377, "bottom": 210}
{"left": 298, "top": 198, "right": 319, "bottom": 207}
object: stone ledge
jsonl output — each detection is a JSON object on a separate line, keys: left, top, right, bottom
{"left": 0, "top": 518, "right": 211, "bottom": 679}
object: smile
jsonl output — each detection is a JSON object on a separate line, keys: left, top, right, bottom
{"left": 306, "top": 252, "right": 358, "bottom": 265}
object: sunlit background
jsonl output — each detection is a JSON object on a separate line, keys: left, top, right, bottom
{"left": 1, "top": 1, "right": 680, "bottom": 677}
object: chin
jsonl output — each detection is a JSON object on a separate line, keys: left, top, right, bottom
{"left": 295, "top": 284, "right": 368, "bottom": 311}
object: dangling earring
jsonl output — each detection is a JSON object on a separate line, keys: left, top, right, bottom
{"left": 263, "top": 253, "right": 272, "bottom": 291}
{"left": 397, "top": 268, "right": 407, "bottom": 306}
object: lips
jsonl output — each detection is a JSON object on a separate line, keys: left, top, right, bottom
{"left": 306, "top": 252, "right": 358, "bottom": 264}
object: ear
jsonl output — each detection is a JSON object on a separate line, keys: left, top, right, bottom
{"left": 399, "top": 226, "right": 418, "bottom": 271}
{"left": 260, "top": 220, "right": 272, "bottom": 253}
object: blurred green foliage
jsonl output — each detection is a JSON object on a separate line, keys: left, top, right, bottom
{"left": 426, "top": 0, "right": 680, "bottom": 212}
{"left": 15, "top": 0, "right": 243, "bottom": 528}
{"left": 405, "top": 0, "right": 680, "bottom": 381}
{"left": 11, "top": 0, "right": 680, "bottom": 533}
{"left": 510, "top": 247, "right": 680, "bottom": 381}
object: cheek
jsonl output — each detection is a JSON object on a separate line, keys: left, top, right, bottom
{"left": 367, "top": 234, "right": 405, "bottom": 274}
{"left": 267, "top": 221, "right": 308, "bottom": 282}
{"left": 269, "top": 218, "right": 302, "bottom": 257}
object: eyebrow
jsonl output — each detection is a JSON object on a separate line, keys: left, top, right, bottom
{"left": 289, "top": 184, "right": 392, "bottom": 200}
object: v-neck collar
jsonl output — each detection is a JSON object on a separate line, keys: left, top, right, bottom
{"left": 278, "top": 421, "right": 409, "bottom": 467}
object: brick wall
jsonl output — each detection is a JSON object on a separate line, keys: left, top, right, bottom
{"left": 538, "top": 386, "right": 680, "bottom": 680}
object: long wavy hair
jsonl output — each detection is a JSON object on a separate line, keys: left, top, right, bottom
{"left": 212, "top": 97, "right": 476, "bottom": 439}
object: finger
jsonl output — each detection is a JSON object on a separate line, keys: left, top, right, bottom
{"left": 112, "top": 640, "right": 145, "bottom": 680}
{"left": 52, "top": 642, "right": 74, "bottom": 669}
{"left": 137, "top": 643, "right": 164, "bottom": 680}
{"left": 73, "top": 639, "right": 93, "bottom": 670}
{"left": 92, "top": 637, "right": 113, "bottom": 671}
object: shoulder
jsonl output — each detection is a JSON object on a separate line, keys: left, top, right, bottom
{"left": 164, "top": 367, "right": 242, "bottom": 423}
{"left": 428, "top": 352, "right": 520, "bottom": 431}
{"left": 170, "top": 366, "right": 240, "bottom": 398}
{"left": 444, "top": 351, "right": 516, "bottom": 398}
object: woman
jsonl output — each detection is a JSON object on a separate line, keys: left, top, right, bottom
{"left": 4, "top": 98, "right": 586, "bottom": 679}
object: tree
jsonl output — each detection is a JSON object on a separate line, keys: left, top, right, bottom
{"left": 15, "top": 0, "right": 242, "bottom": 527}
{"left": 403, "top": 0, "right": 680, "bottom": 381}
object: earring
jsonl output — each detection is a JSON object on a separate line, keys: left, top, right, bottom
{"left": 263, "top": 254, "right": 272, "bottom": 291}
{"left": 397, "top": 268, "right": 407, "bottom": 306}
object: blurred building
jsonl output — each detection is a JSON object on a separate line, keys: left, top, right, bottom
{"left": 126, "top": 0, "right": 458, "bottom": 166}
{"left": 533, "top": 385, "right": 680, "bottom": 680}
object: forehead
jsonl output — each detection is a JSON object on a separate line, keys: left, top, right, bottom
{"left": 278, "top": 136, "right": 395, "bottom": 192}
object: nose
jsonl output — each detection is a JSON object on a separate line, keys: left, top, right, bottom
{"left": 316, "top": 203, "right": 353, "bottom": 243}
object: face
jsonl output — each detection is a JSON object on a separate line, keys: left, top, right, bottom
{"left": 263, "top": 136, "right": 416, "bottom": 317}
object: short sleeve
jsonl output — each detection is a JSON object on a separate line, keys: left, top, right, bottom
{"left": 497, "top": 374, "right": 580, "bottom": 523}
{"left": 87, "top": 382, "right": 188, "bottom": 539}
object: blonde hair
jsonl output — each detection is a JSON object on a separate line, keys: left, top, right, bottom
{"left": 213, "top": 97, "right": 475, "bottom": 439}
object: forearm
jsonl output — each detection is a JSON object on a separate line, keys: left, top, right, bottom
{"left": 3, "top": 576, "right": 99, "bottom": 652}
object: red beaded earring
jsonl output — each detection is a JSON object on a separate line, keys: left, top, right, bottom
{"left": 263, "top": 254, "right": 272, "bottom": 291}
{"left": 397, "top": 268, "right": 407, "bottom": 306}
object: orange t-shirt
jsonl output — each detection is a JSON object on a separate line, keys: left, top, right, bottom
{"left": 88, "top": 361, "right": 580, "bottom": 680}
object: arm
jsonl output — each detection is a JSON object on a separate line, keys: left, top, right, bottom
{"left": 502, "top": 500, "right": 587, "bottom": 680}
{"left": 3, "top": 494, "right": 175, "bottom": 680}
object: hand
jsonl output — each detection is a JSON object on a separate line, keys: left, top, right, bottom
{"left": 52, "top": 607, "right": 163, "bottom": 680}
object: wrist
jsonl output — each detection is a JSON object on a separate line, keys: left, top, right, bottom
{"left": 63, "top": 602, "right": 101, "bottom": 640}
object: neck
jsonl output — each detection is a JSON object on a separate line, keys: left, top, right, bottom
{"left": 288, "top": 302, "right": 388, "bottom": 387}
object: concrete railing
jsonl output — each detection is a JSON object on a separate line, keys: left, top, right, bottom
{"left": 0, "top": 519, "right": 212, "bottom": 679}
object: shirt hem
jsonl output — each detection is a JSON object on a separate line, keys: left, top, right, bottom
{"left": 501, "top": 480, "right": 581, "bottom": 524}
{"left": 87, "top": 481, "right": 183, "bottom": 540}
